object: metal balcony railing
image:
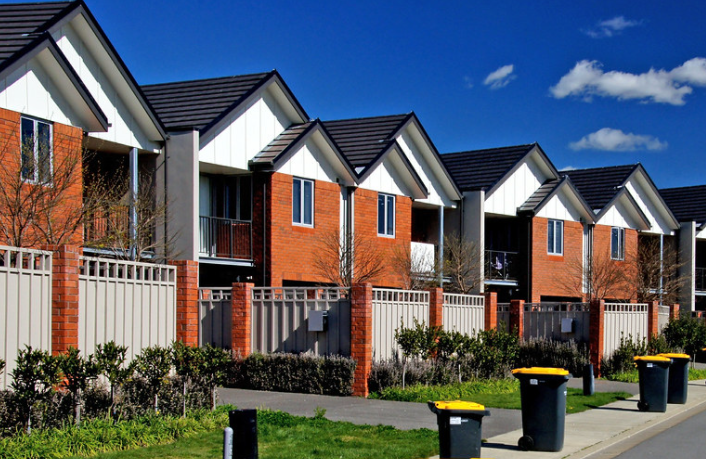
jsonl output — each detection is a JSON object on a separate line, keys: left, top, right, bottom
{"left": 199, "top": 216, "right": 252, "bottom": 260}
{"left": 485, "top": 249, "right": 519, "bottom": 281}
{"left": 696, "top": 267, "right": 706, "bottom": 292}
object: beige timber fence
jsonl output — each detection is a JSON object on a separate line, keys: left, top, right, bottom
{"left": 602, "top": 302, "right": 648, "bottom": 359}
{"left": 523, "top": 302, "right": 591, "bottom": 342}
{"left": 442, "top": 293, "right": 484, "bottom": 336}
{"left": 199, "top": 287, "right": 233, "bottom": 348}
{"left": 371, "top": 288, "right": 430, "bottom": 361}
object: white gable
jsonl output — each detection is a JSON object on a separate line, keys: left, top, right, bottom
{"left": 597, "top": 197, "right": 642, "bottom": 229}
{"left": 277, "top": 135, "right": 341, "bottom": 184}
{"left": 395, "top": 125, "right": 457, "bottom": 207}
{"left": 485, "top": 156, "right": 552, "bottom": 216}
{"left": 536, "top": 188, "right": 583, "bottom": 222}
{"left": 624, "top": 174, "right": 675, "bottom": 235}
{"left": 51, "top": 16, "right": 161, "bottom": 151}
{"left": 359, "top": 152, "right": 413, "bottom": 197}
{"left": 199, "top": 87, "right": 294, "bottom": 170}
{"left": 697, "top": 226, "right": 706, "bottom": 240}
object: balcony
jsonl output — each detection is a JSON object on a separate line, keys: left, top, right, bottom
{"left": 199, "top": 216, "right": 252, "bottom": 260}
{"left": 84, "top": 202, "right": 129, "bottom": 247}
{"left": 485, "top": 249, "right": 519, "bottom": 282}
{"left": 697, "top": 267, "right": 706, "bottom": 292}
{"left": 411, "top": 241, "right": 435, "bottom": 274}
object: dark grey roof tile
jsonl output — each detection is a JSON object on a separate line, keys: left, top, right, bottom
{"left": 440, "top": 144, "right": 536, "bottom": 191}
{"left": 660, "top": 185, "right": 706, "bottom": 224}
{"left": 562, "top": 164, "right": 638, "bottom": 210}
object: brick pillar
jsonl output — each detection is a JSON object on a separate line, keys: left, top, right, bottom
{"left": 49, "top": 245, "right": 81, "bottom": 355}
{"left": 351, "top": 283, "right": 373, "bottom": 397}
{"left": 647, "top": 300, "right": 660, "bottom": 339}
{"left": 171, "top": 260, "right": 199, "bottom": 346}
{"left": 484, "top": 291, "right": 497, "bottom": 330}
{"left": 670, "top": 303, "right": 680, "bottom": 321}
{"left": 428, "top": 287, "right": 443, "bottom": 329}
{"left": 231, "top": 282, "right": 254, "bottom": 357}
{"left": 510, "top": 299, "right": 524, "bottom": 340}
{"left": 589, "top": 299, "right": 605, "bottom": 376}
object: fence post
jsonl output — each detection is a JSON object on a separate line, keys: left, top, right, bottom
{"left": 231, "top": 283, "right": 254, "bottom": 357}
{"left": 510, "top": 299, "right": 524, "bottom": 339}
{"left": 351, "top": 283, "right": 373, "bottom": 397}
{"left": 428, "top": 287, "right": 443, "bottom": 329}
{"left": 48, "top": 244, "right": 81, "bottom": 355}
{"left": 171, "top": 260, "right": 199, "bottom": 346}
{"left": 484, "top": 291, "right": 497, "bottom": 331}
{"left": 669, "top": 303, "right": 680, "bottom": 321}
{"left": 589, "top": 299, "right": 605, "bottom": 376}
{"left": 647, "top": 300, "right": 659, "bottom": 340}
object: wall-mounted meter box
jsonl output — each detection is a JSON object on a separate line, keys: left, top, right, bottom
{"left": 308, "top": 310, "right": 328, "bottom": 332}
{"left": 561, "top": 318, "right": 574, "bottom": 333}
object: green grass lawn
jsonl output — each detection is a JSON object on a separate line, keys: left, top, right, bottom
{"left": 606, "top": 367, "right": 706, "bottom": 383}
{"left": 74, "top": 411, "right": 438, "bottom": 459}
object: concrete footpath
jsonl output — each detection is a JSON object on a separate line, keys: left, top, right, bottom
{"left": 218, "top": 379, "right": 706, "bottom": 459}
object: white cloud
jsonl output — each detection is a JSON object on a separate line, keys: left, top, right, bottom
{"left": 550, "top": 58, "right": 706, "bottom": 105}
{"left": 569, "top": 128, "right": 668, "bottom": 152}
{"left": 483, "top": 64, "right": 516, "bottom": 89}
{"left": 584, "top": 16, "right": 642, "bottom": 38}
{"left": 559, "top": 165, "right": 577, "bottom": 171}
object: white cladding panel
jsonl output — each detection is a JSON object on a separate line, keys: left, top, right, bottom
{"left": 0, "top": 58, "right": 79, "bottom": 126}
{"left": 277, "top": 138, "right": 339, "bottom": 183}
{"left": 536, "top": 189, "right": 582, "bottom": 222}
{"left": 697, "top": 227, "right": 706, "bottom": 240}
{"left": 199, "top": 89, "right": 291, "bottom": 169}
{"left": 359, "top": 157, "right": 409, "bottom": 196}
{"left": 52, "top": 23, "right": 159, "bottom": 151}
{"left": 597, "top": 199, "right": 634, "bottom": 228}
{"left": 485, "top": 159, "right": 547, "bottom": 216}
{"left": 395, "top": 129, "right": 450, "bottom": 207}
{"left": 625, "top": 177, "right": 672, "bottom": 235}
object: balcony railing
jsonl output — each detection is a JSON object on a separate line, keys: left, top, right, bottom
{"left": 485, "top": 249, "right": 519, "bottom": 281}
{"left": 697, "top": 267, "right": 706, "bottom": 292}
{"left": 84, "top": 202, "right": 129, "bottom": 245}
{"left": 199, "top": 216, "right": 252, "bottom": 260}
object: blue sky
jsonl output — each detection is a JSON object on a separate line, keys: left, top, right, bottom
{"left": 83, "top": 0, "right": 706, "bottom": 189}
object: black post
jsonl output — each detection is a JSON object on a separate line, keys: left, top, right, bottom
{"left": 229, "top": 409, "right": 258, "bottom": 459}
{"left": 583, "top": 364, "right": 595, "bottom": 396}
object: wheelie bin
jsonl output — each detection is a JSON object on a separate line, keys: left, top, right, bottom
{"left": 658, "top": 353, "right": 690, "bottom": 404}
{"left": 512, "top": 367, "right": 570, "bottom": 452}
{"left": 428, "top": 400, "right": 490, "bottom": 459}
{"left": 634, "top": 356, "right": 671, "bottom": 412}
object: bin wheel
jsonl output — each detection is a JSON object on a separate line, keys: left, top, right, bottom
{"left": 518, "top": 435, "right": 534, "bottom": 451}
{"left": 637, "top": 401, "right": 649, "bottom": 412}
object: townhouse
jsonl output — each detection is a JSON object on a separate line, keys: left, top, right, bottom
{"left": 659, "top": 185, "right": 706, "bottom": 311}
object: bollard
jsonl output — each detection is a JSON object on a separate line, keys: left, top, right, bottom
{"left": 223, "top": 427, "right": 233, "bottom": 459}
{"left": 229, "top": 409, "right": 258, "bottom": 459}
{"left": 583, "top": 364, "right": 594, "bottom": 396}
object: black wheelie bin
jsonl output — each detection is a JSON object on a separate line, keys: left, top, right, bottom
{"left": 634, "top": 355, "right": 671, "bottom": 412}
{"left": 428, "top": 400, "right": 490, "bottom": 459}
{"left": 658, "top": 353, "right": 690, "bottom": 404}
{"left": 512, "top": 367, "right": 570, "bottom": 452}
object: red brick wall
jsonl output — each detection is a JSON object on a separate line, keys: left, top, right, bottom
{"left": 48, "top": 244, "right": 82, "bottom": 354}
{"left": 171, "top": 260, "right": 199, "bottom": 346}
{"left": 530, "top": 217, "right": 584, "bottom": 302}
{"left": 0, "top": 108, "right": 84, "bottom": 248}
{"left": 593, "top": 225, "right": 638, "bottom": 301}
{"left": 353, "top": 188, "right": 412, "bottom": 288}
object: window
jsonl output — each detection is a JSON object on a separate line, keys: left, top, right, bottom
{"left": 292, "top": 177, "right": 313, "bottom": 226}
{"left": 611, "top": 227, "right": 625, "bottom": 260}
{"left": 21, "top": 116, "right": 52, "bottom": 183}
{"left": 377, "top": 193, "right": 395, "bottom": 237}
{"left": 547, "top": 219, "right": 563, "bottom": 255}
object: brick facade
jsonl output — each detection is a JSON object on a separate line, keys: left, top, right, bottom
{"left": 592, "top": 225, "right": 638, "bottom": 301}
{"left": 530, "top": 217, "right": 584, "bottom": 302}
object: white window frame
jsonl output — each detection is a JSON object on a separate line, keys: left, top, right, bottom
{"left": 20, "top": 116, "right": 53, "bottom": 184}
{"left": 292, "top": 177, "right": 314, "bottom": 227}
{"left": 611, "top": 227, "right": 625, "bottom": 260}
{"left": 547, "top": 219, "right": 563, "bottom": 255}
{"left": 377, "top": 193, "right": 395, "bottom": 237}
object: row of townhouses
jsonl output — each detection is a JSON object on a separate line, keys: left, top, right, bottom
{"left": 1, "top": 1, "right": 704, "bottom": 312}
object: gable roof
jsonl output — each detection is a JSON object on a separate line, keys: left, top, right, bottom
{"left": 562, "top": 164, "right": 638, "bottom": 211}
{"left": 660, "top": 185, "right": 706, "bottom": 226}
{"left": 0, "top": 0, "right": 165, "bottom": 140}
{"left": 142, "top": 70, "right": 309, "bottom": 135}
{"left": 517, "top": 176, "right": 595, "bottom": 222}
{"left": 440, "top": 143, "right": 557, "bottom": 193}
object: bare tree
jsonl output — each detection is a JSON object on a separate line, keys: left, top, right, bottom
{"left": 557, "top": 249, "right": 635, "bottom": 301}
{"left": 313, "top": 228, "right": 385, "bottom": 287}
{"left": 633, "top": 236, "right": 686, "bottom": 304}
{"left": 442, "top": 233, "right": 481, "bottom": 294}
{"left": 389, "top": 242, "right": 437, "bottom": 290}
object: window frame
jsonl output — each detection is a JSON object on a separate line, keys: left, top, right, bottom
{"left": 547, "top": 219, "right": 563, "bottom": 255}
{"left": 377, "top": 193, "right": 395, "bottom": 237}
{"left": 292, "top": 177, "right": 314, "bottom": 227}
{"left": 611, "top": 227, "right": 625, "bottom": 260}
{"left": 20, "top": 116, "right": 53, "bottom": 184}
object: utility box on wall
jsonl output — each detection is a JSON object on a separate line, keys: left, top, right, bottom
{"left": 308, "top": 310, "right": 328, "bottom": 332}
{"left": 561, "top": 318, "right": 574, "bottom": 334}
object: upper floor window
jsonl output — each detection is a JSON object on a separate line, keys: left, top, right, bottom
{"left": 292, "top": 177, "right": 313, "bottom": 226}
{"left": 611, "top": 227, "right": 625, "bottom": 260}
{"left": 378, "top": 193, "right": 395, "bottom": 237}
{"left": 547, "top": 219, "right": 563, "bottom": 255}
{"left": 21, "top": 116, "right": 52, "bottom": 184}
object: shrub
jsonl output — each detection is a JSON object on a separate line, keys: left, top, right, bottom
{"left": 10, "top": 346, "right": 62, "bottom": 433}
{"left": 132, "top": 345, "right": 173, "bottom": 413}
{"left": 517, "top": 339, "right": 590, "bottom": 375}
{"left": 57, "top": 347, "right": 99, "bottom": 425}
{"left": 94, "top": 341, "right": 132, "bottom": 419}
{"left": 601, "top": 334, "right": 647, "bottom": 380}
{"left": 663, "top": 316, "right": 706, "bottom": 358}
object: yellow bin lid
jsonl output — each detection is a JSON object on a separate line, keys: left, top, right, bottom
{"left": 512, "top": 367, "right": 570, "bottom": 376}
{"left": 658, "top": 353, "right": 690, "bottom": 359}
{"left": 432, "top": 400, "right": 485, "bottom": 411}
{"left": 633, "top": 356, "right": 671, "bottom": 363}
